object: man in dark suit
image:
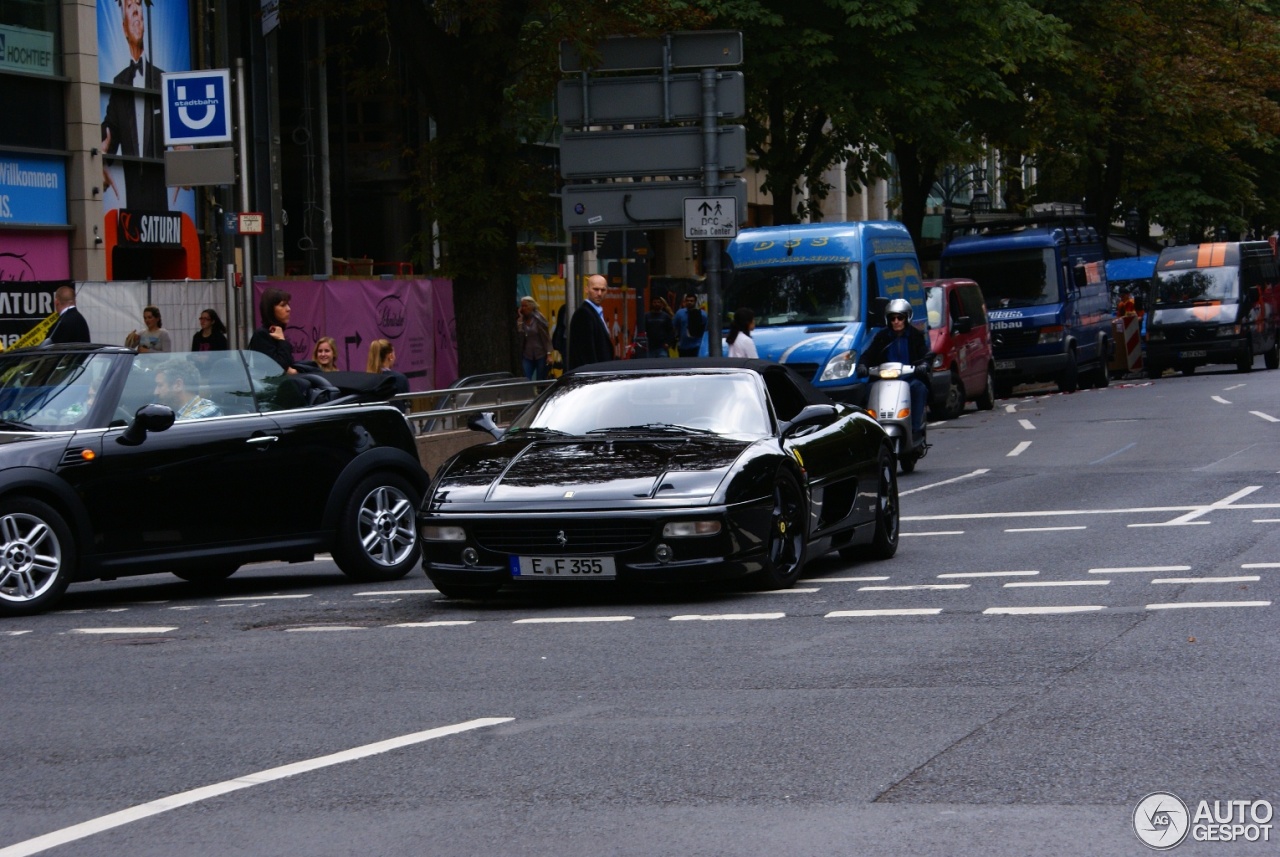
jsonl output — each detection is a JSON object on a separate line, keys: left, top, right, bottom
{"left": 100, "top": 0, "right": 168, "bottom": 211}
{"left": 568, "top": 274, "right": 614, "bottom": 370}
{"left": 50, "top": 286, "right": 91, "bottom": 344}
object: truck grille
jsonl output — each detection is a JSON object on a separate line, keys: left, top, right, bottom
{"left": 471, "top": 520, "right": 655, "bottom": 555}
{"left": 992, "top": 329, "right": 1040, "bottom": 350}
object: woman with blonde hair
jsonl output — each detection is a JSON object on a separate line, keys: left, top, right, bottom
{"left": 312, "top": 336, "right": 339, "bottom": 372}
{"left": 367, "top": 338, "right": 409, "bottom": 410}
{"left": 517, "top": 295, "right": 551, "bottom": 380}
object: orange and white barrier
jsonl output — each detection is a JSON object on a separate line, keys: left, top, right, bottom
{"left": 1109, "top": 314, "right": 1143, "bottom": 374}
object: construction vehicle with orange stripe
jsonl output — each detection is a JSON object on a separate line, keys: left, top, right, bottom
{"left": 1145, "top": 241, "right": 1280, "bottom": 376}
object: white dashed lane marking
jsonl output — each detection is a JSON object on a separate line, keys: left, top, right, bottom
{"left": 1150, "top": 576, "right": 1260, "bottom": 585}
{"left": 826, "top": 608, "right": 942, "bottom": 618}
{"left": 1005, "top": 526, "right": 1087, "bottom": 533}
{"left": 984, "top": 606, "right": 1106, "bottom": 615}
{"left": 1146, "top": 601, "right": 1272, "bottom": 610}
{"left": 940, "top": 571, "right": 1037, "bottom": 579}
{"left": 1007, "top": 441, "right": 1032, "bottom": 457}
{"left": 69, "top": 627, "right": 176, "bottom": 635}
{"left": 1004, "top": 580, "right": 1109, "bottom": 588}
{"left": 1090, "top": 565, "right": 1191, "bottom": 574}
{"left": 670, "top": 613, "right": 784, "bottom": 622}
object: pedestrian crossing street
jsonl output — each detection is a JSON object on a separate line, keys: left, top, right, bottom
{"left": 4, "top": 561, "right": 1275, "bottom": 636}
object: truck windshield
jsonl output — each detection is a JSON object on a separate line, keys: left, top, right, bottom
{"left": 1152, "top": 267, "right": 1238, "bottom": 305}
{"left": 724, "top": 263, "right": 860, "bottom": 327}
{"left": 943, "top": 249, "right": 1058, "bottom": 308}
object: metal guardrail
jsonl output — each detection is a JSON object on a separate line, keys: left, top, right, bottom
{"left": 396, "top": 376, "right": 555, "bottom": 435}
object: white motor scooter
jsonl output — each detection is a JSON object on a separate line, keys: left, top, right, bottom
{"left": 863, "top": 362, "right": 929, "bottom": 473}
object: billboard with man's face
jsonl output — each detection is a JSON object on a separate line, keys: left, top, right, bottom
{"left": 96, "top": 0, "right": 195, "bottom": 219}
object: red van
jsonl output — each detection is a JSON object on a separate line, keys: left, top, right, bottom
{"left": 925, "top": 278, "right": 996, "bottom": 418}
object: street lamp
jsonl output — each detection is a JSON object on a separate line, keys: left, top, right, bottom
{"left": 1125, "top": 208, "right": 1140, "bottom": 256}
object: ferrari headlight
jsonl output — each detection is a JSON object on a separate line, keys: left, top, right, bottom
{"left": 662, "top": 521, "right": 722, "bottom": 537}
{"left": 819, "top": 349, "right": 859, "bottom": 381}
{"left": 422, "top": 524, "right": 466, "bottom": 541}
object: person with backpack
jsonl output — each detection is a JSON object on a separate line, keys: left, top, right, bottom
{"left": 674, "top": 292, "right": 707, "bottom": 357}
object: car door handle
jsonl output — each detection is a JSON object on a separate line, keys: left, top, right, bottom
{"left": 246, "top": 435, "right": 279, "bottom": 447}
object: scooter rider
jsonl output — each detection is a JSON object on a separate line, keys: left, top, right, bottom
{"left": 863, "top": 298, "right": 931, "bottom": 443}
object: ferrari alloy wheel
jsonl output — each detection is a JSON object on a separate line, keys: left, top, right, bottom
{"left": 0, "top": 499, "right": 75, "bottom": 616}
{"left": 867, "top": 447, "right": 900, "bottom": 559}
{"left": 334, "top": 473, "right": 421, "bottom": 582}
{"left": 758, "top": 470, "right": 807, "bottom": 589}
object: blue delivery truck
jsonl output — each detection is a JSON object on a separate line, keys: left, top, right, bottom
{"left": 721, "top": 221, "right": 926, "bottom": 405}
{"left": 940, "top": 212, "right": 1112, "bottom": 396}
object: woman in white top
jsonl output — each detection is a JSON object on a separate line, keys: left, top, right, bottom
{"left": 726, "top": 306, "right": 758, "bottom": 358}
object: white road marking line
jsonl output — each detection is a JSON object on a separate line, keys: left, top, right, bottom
{"left": 285, "top": 626, "right": 364, "bottom": 632}
{"left": 1253, "top": 519, "right": 1280, "bottom": 523}
{"left": 1007, "top": 441, "right": 1032, "bottom": 457}
{"left": 1131, "top": 486, "right": 1259, "bottom": 526}
{"left": 167, "top": 606, "right": 200, "bottom": 611}
{"left": 906, "top": 497, "right": 1280, "bottom": 524}
{"left": 1146, "top": 601, "right": 1271, "bottom": 610}
{"left": 0, "top": 718, "right": 512, "bottom": 857}
{"left": 669, "top": 613, "right": 784, "bottom": 621}
{"left": 858, "top": 584, "right": 969, "bottom": 591}
{"left": 902, "top": 531, "right": 965, "bottom": 537}
{"left": 1004, "top": 404, "right": 1018, "bottom": 413}
{"left": 940, "top": 570, "right": 1038, "bottom": 579}
{"left": 69, "top": 627, "right": 176, "bottom": 635}
{"left": 899, "top": 468, "right": 989, "bottom": 496}
{"left": 386, "top": 621, "right": 476, "bottom": 628}
{"left": 819, "top": 576, "right": 890, "bottom": 582}
{"left": 749, "top": 588, "right": 819, "bottom": 594}
{"left": 1129, "top": 521, "right": 1211, "bottom": 527}
{"left": 1212, "top": 395, "right": 1232, "bottom": 405}
{"left": 1004, "top": 580, "right": 1109, "bottom": 588}
{"left": 216, "top": 594, "right": 312, "bottom": 602}
{"left": 1090, "top": 565, "right": 1191, "bottom": 574}
{"left": 1250, "top": 411, "right": 1280, "bottom": 422}
{"left": 1089, "top": 442, "right": 1137, "bottom": 465}
{"left": 984, "top": 606, "right": 1105, "bottom": 615}
{"left": 355, "top": 590, "right": 438, "bottom": 596}
{"left": 1242, "top": 563, "right": 1280, "bottom": 569}
{"left": 3, "top": 630, "right": 32, "bottom": 636}
{"left": 1005, "top": 526, "right": 1087, "bottom": 533}
{"left": 1151, "top": 576, "right": 1260, "bottom": 585}
{"left": 826, "top": 608, "right": 942, "bottom": 618}
{"left": 1018, "top": 419, "right": 1036, "bottom": 430}
{"left": 514, "top": 616, "right": 635, "bottom": 624}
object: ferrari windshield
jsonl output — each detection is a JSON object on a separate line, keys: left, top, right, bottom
{"left": 723, "top": 263, "right": 860, "bottom": 326}
{"left": 508, "top": 372, "right": 772, "bottom": 438}
{"left": 1152, "top": 266, "right": 1239, "bottom": 305}
{"left": 0, "top": 350, "right": 117, "bottom": 430}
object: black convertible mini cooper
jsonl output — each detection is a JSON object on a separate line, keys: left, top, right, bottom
{"left": 0, "top": 345, "right": 428, "bottom": 615}
{"left": 419, "top": 359, "right": 899, "bottom": 599}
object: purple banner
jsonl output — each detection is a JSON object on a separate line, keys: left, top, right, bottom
{"left": 255, "top": 279, "right": 458, "bottom": 390}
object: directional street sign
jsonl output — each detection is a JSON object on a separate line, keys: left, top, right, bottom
{"left": 683, "top": 196, "right": 739, "bottom": 240}
{"left": 563, "top": 178, "right": 746, "bottom": 232}
{"left": 560, "top": 30, "right": 742, "bottom": 73}
{"left": 561, "top": 125, "right": 746, "bottom": 179}
{"left": 558, "top": 72, "right": 745, "bottom": 127}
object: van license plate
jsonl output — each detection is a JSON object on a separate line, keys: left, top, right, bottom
{"left": 1179, "top": 349, "right": 1207, "bottom": 358}
{"left": 512, "top": 556, "right": 616, "bottom": 578}
{"left": 995, "top": 360, "right": 1015, "bottom": 371}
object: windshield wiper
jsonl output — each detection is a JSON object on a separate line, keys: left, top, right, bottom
{"left": 509, "top": 426, "right": 576, "bottom": 437}
{"left": 587, "top": 423, "right": 715, "bottom": 436}
{"left": 0, "top": 418, "right": 36, "bottom": 432}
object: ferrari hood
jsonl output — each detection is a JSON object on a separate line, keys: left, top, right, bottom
{"left": 433, "top": 437, "right": 751, "bottom": 506}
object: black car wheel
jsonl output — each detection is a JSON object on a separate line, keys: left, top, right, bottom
{"left": 974, "top": 366, "right": 996, "bottom": 411}
{"left": 0, "top": 499, "right": 75, "bottom": 616}
{"left": 1236, "top": 338, "right": 1253, "bottom": 373}
{"left": 1266, "top": 337, "right": 1280, "bottom": 370}
{"left": 1057, "top": 349, "right": 1079, "bottom": 393}
{"left": 756, "top": 470, "right": 807, "bottom": 589}
{"left": 930, "top": 376, "right": 963, "bottom": 421}
{"left": 867, "top": 447, "right": 900, "bottom": 559}
{"left": 333, "top": 473, "right": 422, "bottom": 582}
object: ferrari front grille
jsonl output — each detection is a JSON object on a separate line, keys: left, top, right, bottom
{"left": 471, "top": 520, "right": 655, "bottom": 555}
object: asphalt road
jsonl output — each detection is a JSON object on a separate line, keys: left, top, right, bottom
{"left": 2, "top": 360, "right": 1278, "bottom": 857}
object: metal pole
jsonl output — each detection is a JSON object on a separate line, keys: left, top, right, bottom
{"left": 235, "top": 57, "right": 253, "bottom": 343}
{"left": 317, "top": 18, "right": 333, "bottom": 276}
{"left": 225, "top": 263, "right": 239, "bottom": 347}
{"left": 563, "top": 252, "right": 576, "bottom": 370}
{"left": 701, "top": 68, "right": 723, "bottom": 357}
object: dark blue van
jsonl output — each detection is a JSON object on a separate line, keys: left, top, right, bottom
{"left": 940, "top": 213, "right": 1112, "bottom": 396}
